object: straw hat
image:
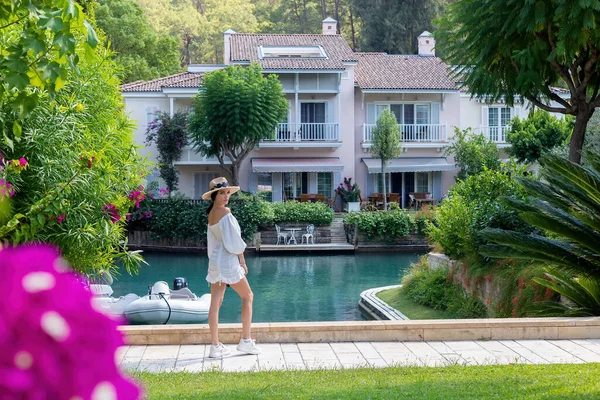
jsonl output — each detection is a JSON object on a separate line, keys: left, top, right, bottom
{"left": 202, "top": 177, "right": 240, "bottom": 200}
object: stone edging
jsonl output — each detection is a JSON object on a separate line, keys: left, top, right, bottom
{"left": 358, "top": 285, "right": 409, "bottom": 321}
{"left": 119, "top": 317, "right": 600, "bottom": 345}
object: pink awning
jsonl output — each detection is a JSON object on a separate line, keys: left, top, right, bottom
{"left": 252, "top": 158, "right": 344, "bottom": 173}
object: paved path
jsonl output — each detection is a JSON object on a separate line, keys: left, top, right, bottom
{"left": 119, "top": 339, "right": 600, "bottom": 373}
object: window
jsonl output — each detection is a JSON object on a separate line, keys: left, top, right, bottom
{"left": 374, "top": 103, "right": 428, "bottom": 125}
{"left": 416, "top": 172, "right": 430, "bottom": 193}
{"left": 257, "top": 172, "right": 272, "bottom": 201}
{"left": 376, "top": 173, "right": 391, "bottom": 192}
{"left": 260, "top": 45, "right": 327, "bottom": 59}
{"left": 301, "top": 103, "right": 326, "bottom": 123}
{"left": 283, "top": 172, "right": 307, "bottom": 200}
{"left": 317, "top": 173, "right": 332, "bottom": 196}
{"left": 488, "top": 107, "right": 511, "bottom": 127}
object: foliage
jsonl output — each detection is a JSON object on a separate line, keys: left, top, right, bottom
{"left": 145, "top": 111, "right": 188, "bottom": 193}
{"left": 0, "top": 0, "right": 99, "bottom": 149}
{"left": 335, "top": 177, "right": 361, "bottom": 203}
{"left": 436, "top": 0, "right": 600, "bottom": 164}
{"left": 412, "top": 204, "right": 436, "bottom": 239}
{"left": 343, "top": 209, "right": 411, "bottom": 240}
{"left": 428, "top": 165, "right": 533, "bottom": 263}
{"left": 401, "top": 259, "right": 487, "bottom": 318}
{"left": 188, "top": 63, "right": 288, "bottom": 185}
{"left": 376, "top": 287, "right": 456, "bottom": 320}
{"left": 269, "top": 201, "right": 333, "bottom": 225}
{"left": 142, "top": 192, "right": 270, "bottom": 242}
{"left": 445, "top": 128, "right": 500, "bottom": 182}
{"left": 371, "top": 108, "right": 401, "bottom": 209}
{"left": 95, "top": 0, "right": 181, "bottom": 82}
{"left": 480, "top": 153, "right": 600, "bottom": 315}
{"left": 0, "top": 32, "right": 149, "bottom": 275}
{"left": 351, "top": 0, "right": 445, "bottom": 54}
{"left": 507, "top": 110, "right": 572, "bottom": 164}
{"left": 135, "top": 364, "right": 600, "bottom": 400}
{"left": 138, "top": 0, "right": 258, "bottom": 65}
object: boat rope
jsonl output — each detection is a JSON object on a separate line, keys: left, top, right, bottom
{"left": 159, "top": 293, "right": 172, "bottom": 324}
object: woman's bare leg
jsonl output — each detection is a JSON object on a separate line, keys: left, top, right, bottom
{"left": 209, "top": 283, "right": 227, "bottom": 344}
{"left": 230, "top": 277, "right": 253, "bottom": 339}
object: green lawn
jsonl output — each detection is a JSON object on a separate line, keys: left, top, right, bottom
{"left": 134, "top": 363, "right": 600, "bottom": 399}
{"left": 376, "top": 287, "right": 455, "bottom": 319}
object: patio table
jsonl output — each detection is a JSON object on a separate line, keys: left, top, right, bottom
{"left": 285, "top": 228, "right": 301, "bottom": 245}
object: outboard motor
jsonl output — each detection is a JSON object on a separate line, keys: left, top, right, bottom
{"left": 173, "top": 277, "right": 188, "bottom": 291}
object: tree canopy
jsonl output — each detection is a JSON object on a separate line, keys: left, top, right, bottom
{"left": 371, "top": 108, "right": 401, "bottom": 209}
{"left": 445, "top": 128, "right": 501, "bottom": 182}
{"left": 507, "top": 110, "right": 572, "bottom": 164}
{"left": 188, "top": 63, "right": 288, "bottom": 185}
{"left": 95, "top": 0, "right": 181, "bottom": 82}
{"left": 436, "top": 0, "right": 600, "bottom": 164}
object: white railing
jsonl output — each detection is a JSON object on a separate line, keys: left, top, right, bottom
{"left": 481, "top": 126, "right": 510, "bottom": 143}
{"left": 177, "top": 146, "right": 230, "bottom": 164}
{"left": 362, "top": 124, "right": 447, "bottom": 143}
{"left": 267, "top": 122, "right": 340, "bottom": 142}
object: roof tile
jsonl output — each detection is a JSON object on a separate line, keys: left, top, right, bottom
{"left": 120, "top": 72, "right": 203, "bottom": 92}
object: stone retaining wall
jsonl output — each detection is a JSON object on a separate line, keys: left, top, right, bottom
{"left": 259, "top": 224, "right": 332, "bottom": 244}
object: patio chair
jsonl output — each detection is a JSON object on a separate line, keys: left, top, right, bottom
{"left": 388, "top": 193, "right": 400, "bottom": 206}
{"left": 301, "top": 224, "right": 315, "bottom": 245}
{"left": 299, "top": 193, "right": 311, "bottom": 203}
{"left": 275, "top": 224, "right": 289, "bottom": 245}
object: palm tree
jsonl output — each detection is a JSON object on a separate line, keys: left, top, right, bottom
{"left": 480, "top": 153, "right": 600, "bottom": 315}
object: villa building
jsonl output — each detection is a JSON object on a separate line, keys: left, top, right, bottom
{"left": 121, "top": 19, "right": 544, "bottom": 207}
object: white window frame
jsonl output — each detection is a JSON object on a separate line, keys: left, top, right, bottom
{"left": 415, "top": 172, "right": 432, "bottom": 193}
{"left": 259, "top": 45, "right": 327, "bottom": 59}
{"left": 374, "top": 102, "right": 431, "bottom": 124}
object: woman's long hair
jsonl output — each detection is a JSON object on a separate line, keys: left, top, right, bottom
{"left": 206, "top": 191, "right": 218, "bottom": 215}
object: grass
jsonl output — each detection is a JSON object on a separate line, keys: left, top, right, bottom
{"left": 376, "top": 287, "right": 455, "bottom": 319}
{"left": 134, "top": 363, "right": 600, "bottom": 399}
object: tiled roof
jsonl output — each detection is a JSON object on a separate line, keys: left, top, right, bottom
{"left": 229, "top": 34, "right": 357, "bottom": 70}
{"left": 354, "top": 53, "right": 457, "bottom": 90}
{"left": 120, "top": 72, "right": 203, "bottom": 92}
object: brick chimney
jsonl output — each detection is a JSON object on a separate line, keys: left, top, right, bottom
{"left": 322, "top": 17, "right": 337, "bottom": 35}
{"left": 223, "top": 29, "right": 236, "bottom": 64}
{"left": 418, "top": 31, "right": 435, "bottom": 57}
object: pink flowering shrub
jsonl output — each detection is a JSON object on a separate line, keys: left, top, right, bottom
{"left": 0, "top": 245, "right": 141, "bottom": 399}
{"left": 102, "top": 203, "right": 121, "bottom": 224}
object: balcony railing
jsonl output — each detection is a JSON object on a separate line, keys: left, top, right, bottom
{"left": 176, "top": 146, "right": 230, "bottom": 164}
{"left": 265, "top": 122, "right": 340, "bottom": 142}
{"left": 481, "top": 126, "right": 510, "bottom": 143}
{"left": 363, "top": 124, "right": 447, "bottom": 143}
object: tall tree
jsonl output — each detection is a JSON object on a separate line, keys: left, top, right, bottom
{"left": 188, "top": 64, "right": 288, "bottom": 185}
{"left": 436, "top": 0, "right": 600, "bottom": 164}
{"left": 371, "top": 109, "right": 401, "bottom": 210}
{"left": 351, "top": 0, "right": 445, "bottom": 54}
{"left": 95, "top": 0, "right": 181, "bottom": 82}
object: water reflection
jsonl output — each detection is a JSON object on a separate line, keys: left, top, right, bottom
{"left": 111, "top": 252, "right": 419, "bottom": 323}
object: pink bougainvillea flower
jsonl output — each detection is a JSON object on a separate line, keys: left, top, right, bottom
{"left": 102, "top": 203, "right": 121, "bottom": 224}
{"left": 57, "top": 214, "right": 66, "bottom": 224}
{"left": 0, "top": 179, "right": 15, "bottom": 199}
{"left": 0, "top": 244, "right": 141, "bottom": 399}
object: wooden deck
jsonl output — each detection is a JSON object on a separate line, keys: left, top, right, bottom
{"left": 259, "top": 243, "right": 355, "bottom": 252}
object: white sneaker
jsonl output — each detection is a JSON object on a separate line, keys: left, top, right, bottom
{"left": 237, "top": 338, "right": 261, "bottom": 355}
{"left": 208, "top": 343, "right": 230, "bottom": 358}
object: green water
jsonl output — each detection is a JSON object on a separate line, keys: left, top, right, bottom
{"left": 112, "top": 252, "right": 420, "bottom": 323}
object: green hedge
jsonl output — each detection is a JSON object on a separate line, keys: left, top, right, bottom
{"left": 343, "top": 208, "right": 412, "bottom": 240}
{"left": 128, "top": 194, "right": 334, "bottom": 241}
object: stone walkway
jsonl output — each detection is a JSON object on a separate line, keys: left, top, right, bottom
{"left": 119, "top": 339, "right": 600, "bottom": 373}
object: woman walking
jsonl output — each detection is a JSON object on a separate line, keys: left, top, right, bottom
{"left": 203, "top": 177, "right": 260, "bottom": 358}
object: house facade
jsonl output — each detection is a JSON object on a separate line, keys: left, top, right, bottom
{"left": 121, "top": 19, "right": 540, "bottom": 206}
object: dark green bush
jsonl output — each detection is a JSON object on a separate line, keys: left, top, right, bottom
{"left": 401, "top": 259, "right": 487, "bottom": 318}
{"left": 344, "top": 209, "right": 412, "bottom": 240}
{"left": 270, "top": 201, "right": 333, "bottom": 225}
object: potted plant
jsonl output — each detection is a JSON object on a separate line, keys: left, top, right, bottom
{"left": 336, "top": 177, "right": 361, "bottom": 212}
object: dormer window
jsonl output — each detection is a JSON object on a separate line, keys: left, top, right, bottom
{"left": 259, "top": 45, "right": 327, "bottom": 59}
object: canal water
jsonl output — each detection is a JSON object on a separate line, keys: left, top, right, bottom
{"left": 112, "top": 252, "right": 420, "bottom": 323}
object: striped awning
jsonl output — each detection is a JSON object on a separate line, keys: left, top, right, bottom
{"left": 362, "top": 158, "right": 455, "bottom": 173}
{"left": 252, "top": 158, "right": 344, "bottom": 173}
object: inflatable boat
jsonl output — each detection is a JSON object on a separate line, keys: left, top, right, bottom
{"left": 124, "top": 279, "right": 211, "bottom": 325}
{"left": 90, "top": 283, "right": 140, "bottom": 317}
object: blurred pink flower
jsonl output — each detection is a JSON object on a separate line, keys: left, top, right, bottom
{"left": 0, "top": 244, "right": 141, "bottom": 399}
{"left": 57, "top": 214, "right": 66, "bottom": 224}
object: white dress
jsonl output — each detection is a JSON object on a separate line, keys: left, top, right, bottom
{"left": 206, "top": 213, "right": 247, "bottom": 285}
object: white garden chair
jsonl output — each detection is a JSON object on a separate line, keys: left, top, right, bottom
{"left": 301, "top": 224, "right": 315, "bottom": 245}
{"left": 275, "top": 224, "right": 289, "bottom": 245}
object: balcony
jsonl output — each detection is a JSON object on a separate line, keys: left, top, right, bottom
{"left": 362, "top": 124, "right": 448, "bottom": 150}
{"left": 481, "top": 126, "right": 510, "bottom": 146}
{"left": 259, "top": 123, "right": 341, "bottom": 149}
{"left": 174, "top": 145, "right": 231, "bottom": 165}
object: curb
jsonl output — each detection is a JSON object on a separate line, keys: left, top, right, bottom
{"left": 358, "top": 285, "right": 409, "bottom": 321}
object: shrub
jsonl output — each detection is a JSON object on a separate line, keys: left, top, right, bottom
{"left": 428, "top": 164, "right": 533, "bottom": 264}
{"left": 270, "top": 201, "right": 333, "bottom": 225}
{"left": 445, "top": 127, "right": 501, "bottom": 181}
{"left": 343, "top": 209, "right": 411, "bottom": 240}
{"left": 401, "top": 258, "right": 487, "bottom": 318}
